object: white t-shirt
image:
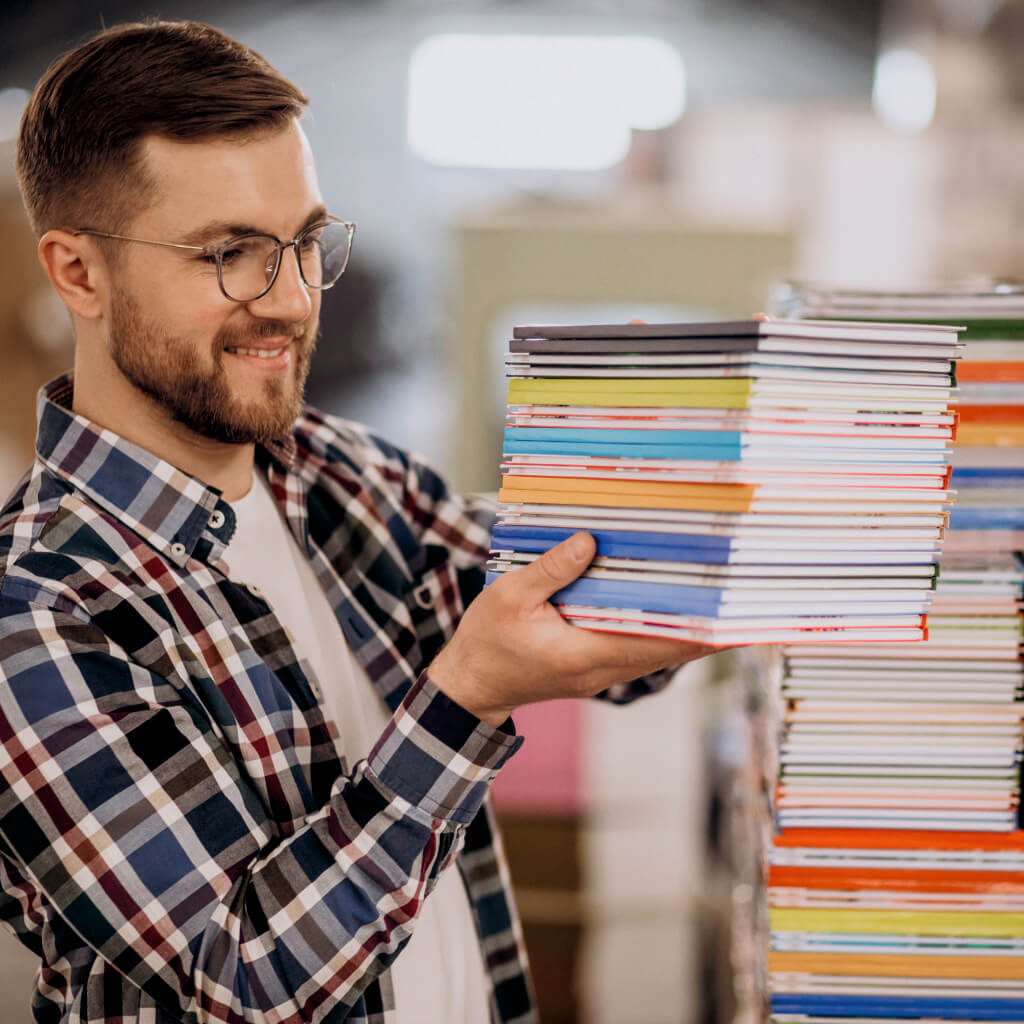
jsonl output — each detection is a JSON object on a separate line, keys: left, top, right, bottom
{"left": 227, "top": 476, "right": 491, "bottom": 1023}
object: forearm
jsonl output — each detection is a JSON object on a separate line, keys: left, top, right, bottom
{"left": 0, "top": 602, "right": 519, "bottom": 1022}
{"left": 220, "top": 674, "right": 519, "bottom": 1018}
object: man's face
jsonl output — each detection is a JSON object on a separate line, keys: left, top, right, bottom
{"left": 105, "top": 121, "right": 325, "bottom": 445}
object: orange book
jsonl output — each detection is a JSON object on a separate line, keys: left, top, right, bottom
{"left": 957, "top": 361, "right": 1024, "bottom": 382}
{"left": 769, "top": 865, "right": 1024, "bottom": 894}
{"left": 768, "top": 951, "right": 1024, "bottom": 980}
{"left": 499, "top": 475, "right": 760, "bottom": 512}
{"left": 501, "top": 475, "right": 755, "bottom": 499}
{"left": 773, "top": 828, "right": 1024, "bottom": 851}
{"left": 957, "top": 405, "right": 1024, "bottom": 423}
{"left": 498, "top": 487, "right": 757, "bottom": 512}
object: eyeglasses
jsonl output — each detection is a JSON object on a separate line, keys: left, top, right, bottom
{"left": 73, "top": 216, "right": 356, "bottom": 302}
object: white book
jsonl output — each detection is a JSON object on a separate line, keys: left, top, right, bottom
{"left": 498, "top": 502, "right": 949, "bottom": 528}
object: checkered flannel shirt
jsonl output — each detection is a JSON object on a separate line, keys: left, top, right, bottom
{"left": 0, "top": 373, "right": 537, "bottom": 1023}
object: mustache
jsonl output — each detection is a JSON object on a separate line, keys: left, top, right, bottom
{"left": 217, "top": 319, "right": 311, "bottom": 346}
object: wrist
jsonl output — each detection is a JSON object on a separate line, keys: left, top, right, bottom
{"left": 428, "top": 646, "right": 512, "bottom": 729}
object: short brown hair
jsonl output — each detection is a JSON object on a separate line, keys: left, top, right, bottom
{"left": 16, "top": 20, "right": 308, "bottom": 236}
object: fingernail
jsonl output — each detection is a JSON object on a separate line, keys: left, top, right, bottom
{"left": 568, "top": 533, "right": 590, "bottom": 562}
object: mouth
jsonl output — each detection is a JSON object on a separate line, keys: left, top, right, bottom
{"left": 222, "top": 339, "right": 296, "bottom": 372}
{"left": 225, "top": 344, "right": 289, "bottom": 359}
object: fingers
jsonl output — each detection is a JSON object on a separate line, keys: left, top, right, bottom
{"left": 577, "top": 629, "right": 715, "bottom": 672}
{"left": 503, "top": 532, "right": 596, "bottom": 607}
{"left": 538, "top": 619, "right": 716, "bottom": 688}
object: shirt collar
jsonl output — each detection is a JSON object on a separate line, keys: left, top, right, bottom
{"left": 35, "top": 372, "right": 276, "bottom": 568}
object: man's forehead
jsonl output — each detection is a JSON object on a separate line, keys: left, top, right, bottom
{"left": 134, "top": 122, "right": 322, "bottom": 233}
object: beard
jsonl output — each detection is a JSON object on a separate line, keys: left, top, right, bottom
{"left": 109, "top": 286, "right": 316, "bottom": 445}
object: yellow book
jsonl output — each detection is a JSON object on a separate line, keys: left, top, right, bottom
{"left": 507, "top": 385, "right": 753, "bottom": 409}
{"left": 509, "top": 378, "right": 754, "bottom": 394}
{"left": 771, "top": 906, "right": 1024, "bottom": 937}
{"left": 506, "top": 377, "right": 954, "bottom": 409}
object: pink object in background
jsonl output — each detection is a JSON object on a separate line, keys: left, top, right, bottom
{"left": 491, "top": 698, "right": 583, "bottom": 814}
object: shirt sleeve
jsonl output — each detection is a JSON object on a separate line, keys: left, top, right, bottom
{"left": 0, "top": 592, "right": 521, "bottom": 1022}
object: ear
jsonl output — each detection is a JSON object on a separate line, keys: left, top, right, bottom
{"left": 37, "top": 230, "right": 108, "bottom": 320}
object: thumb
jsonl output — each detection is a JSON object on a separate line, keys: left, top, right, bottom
{"left": 511, "top": 532, "right": 596, "bottom": 606}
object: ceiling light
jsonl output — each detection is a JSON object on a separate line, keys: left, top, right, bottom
{"left": 407, "top": 33, "right": 685, "bottom": 170}
{"left": 872, "top": 49, "right": 936, "bottom": 133}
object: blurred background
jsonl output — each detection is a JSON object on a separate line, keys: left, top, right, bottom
{"left": 0, "top": 1, "right": 1021, "bottom": 1021}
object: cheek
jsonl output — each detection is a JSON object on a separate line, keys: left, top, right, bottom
{"left": 168, "top": 303, "right": 239, "bottom": 356}
{"left": 127, "top": 282, "right": 221, "bottom": 332}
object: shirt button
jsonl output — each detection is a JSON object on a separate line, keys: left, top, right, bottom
{"left": 412, "top": 583, "right": 434, "bottom": 609}
{"left": 209, "top": 509, "right": 226, "bottom": 530}
{"left": 246, "top": 583, "right": 264, "bottom": 599}
{"left": 169, "top": 542, "right": 187, "bottom": 559}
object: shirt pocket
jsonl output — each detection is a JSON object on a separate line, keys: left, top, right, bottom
{"left": 403, "top": 561, "right": 461, "bottom": 663}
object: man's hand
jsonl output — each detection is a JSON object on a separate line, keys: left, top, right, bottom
{"left": 428, "top": 532, "right": 718, "bottom": 726}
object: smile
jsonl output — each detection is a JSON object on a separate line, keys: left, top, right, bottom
{"left": 225, "top": 345, "right": 288, "bottom": 358}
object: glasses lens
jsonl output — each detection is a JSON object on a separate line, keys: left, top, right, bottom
{"left": 218, "top": 235, "right": 280, "bottom": 301}
{"left": 298, "top": 221, "right": 352, "bottom": 290}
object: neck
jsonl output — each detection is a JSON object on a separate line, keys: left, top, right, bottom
{"left": 72, "top": 347, "right": 257, "bottom": 502}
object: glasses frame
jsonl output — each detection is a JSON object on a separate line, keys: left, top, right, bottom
{"left": 73, "top": 215, "right": 356, "bottom": 302}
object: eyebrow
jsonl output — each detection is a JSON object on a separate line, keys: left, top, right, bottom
{"left": 180, "top": 205, "right": 329, "bottom": 246}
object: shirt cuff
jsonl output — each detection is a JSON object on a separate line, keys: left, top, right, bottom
{"left": 365, "top": 672, "right": 523, "bottom": 825}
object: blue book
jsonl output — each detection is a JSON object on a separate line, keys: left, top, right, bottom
{"left": 503, "top": 425, "right": 744, "bottom": 460}
{"left": 503, "top": 440, "right": 744, "bottom": 459}
{"left": 484, "top": 571, "right": 724, "bottom": 615}
{"left": 951, "top": 467, "right": 1024, "bottom": 484}
{"left": 505, "top": 427, "right": 741, "bottom": 446}
{"left": 490, "top": 524, "right": 732, "bottom": 563}
{"left": 948, "top": 508, "right": 1024, "bottom": 529}
{"left": 489, "top": 524, "right": 939, "bottom": 566}
{"left": 771, "top": 994, "right": 1024, "bottom": 1021}
{"left": 485, "top": 572, "right": 928, "bottom": 616}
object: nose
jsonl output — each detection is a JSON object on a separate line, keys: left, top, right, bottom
{"left": 247, "top": 243, "right": 312, "bottom": 322}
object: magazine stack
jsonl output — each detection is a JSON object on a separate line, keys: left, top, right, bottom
{"left": 489, "top": 316, "right": 960, "bottom": 646}
{"left": 768, "top": 285, "right": 1024, "bottom": 1024}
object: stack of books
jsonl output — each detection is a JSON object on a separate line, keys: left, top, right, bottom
{"left": 782, "top": 285, "right": 1024, "bottom": 553}
{"left": 769, "top": 285, "right": 1024, "bottom": 1024}
{"left": 946, "top": 313, "right": 1024, "bottom": 556}
{"left": 488, "top": 317, "right": 960, "bottom": 645}
{"left": 769, "top": 829, "right": 1024, "bottom": 1021}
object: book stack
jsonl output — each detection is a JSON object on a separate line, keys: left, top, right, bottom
{"left": 946, "top": 306, "right": 1024, "bottom": 556}
{"left": 488, "top": 317, "right": 960, "bottom": 646}
{"left": 781, "top": 285, "right": 1024, "bottom": 554}
{"left": 769, "top": 829, "right": 1024, "bottom": 1021}
{"left": 768, "top": 285, "right": 1024, "bottom": 1024}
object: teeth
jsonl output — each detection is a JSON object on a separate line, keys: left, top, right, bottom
{"left": 227, "top": 346, "right": 286, "bottom": 358}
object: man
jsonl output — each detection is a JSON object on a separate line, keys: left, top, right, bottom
{"left": 0, "top": 20, "right": 713, "bottom": 1024}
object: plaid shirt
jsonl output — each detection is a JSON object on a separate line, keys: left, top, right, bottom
{"left": 0, "top": 373, "right": 536, "bottom": 1024}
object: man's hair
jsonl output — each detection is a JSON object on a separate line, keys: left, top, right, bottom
{"left": 16, "top": 20, "right": 308, "bottom": 237}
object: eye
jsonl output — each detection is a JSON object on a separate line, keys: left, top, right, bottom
{"left": 209, "top": 235, "right": 277, "bottom": 273}
{"left": 218, "top": 245, "right": 246, "bottom": 266}
{"left": 298, "top": 228, "right": 325, "bottom": 253}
